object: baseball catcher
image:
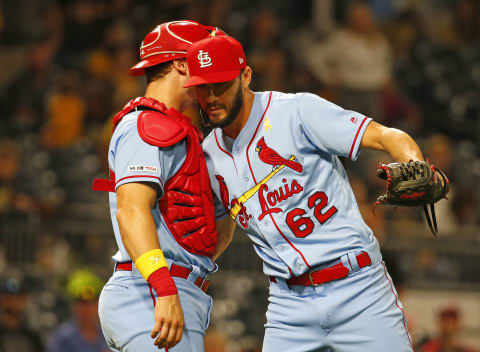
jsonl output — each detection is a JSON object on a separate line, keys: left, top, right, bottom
{"left": 93, "top": 21, "right": 235, "bottom": 351}
{"left": 375, "top": 160, "right": 450, "bottom": 235}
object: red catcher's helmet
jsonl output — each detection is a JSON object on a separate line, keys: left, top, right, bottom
{"left": 129, "top": 20, "right": 217, "bottom": 76}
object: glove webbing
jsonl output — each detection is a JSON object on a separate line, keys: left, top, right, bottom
{"left": 399, "top": 162, "right": 427, "bottom": 181}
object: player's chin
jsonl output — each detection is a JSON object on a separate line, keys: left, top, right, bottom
{"left": 207, "top": 110, "right": 227, "bottom": 124}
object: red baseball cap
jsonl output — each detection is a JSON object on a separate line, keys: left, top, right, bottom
{"left": 129, "top": 20, "right": 217, "bottom": 76}
{"left": 183, "top": 35, "right": 247, "bottom": 87}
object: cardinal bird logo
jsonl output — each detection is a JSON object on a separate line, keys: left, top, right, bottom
{"left": 255, "top": 137, "right": 303, "bottom": 173}
{"left": 215, "top": 175, "right": 230, "bottom": 211}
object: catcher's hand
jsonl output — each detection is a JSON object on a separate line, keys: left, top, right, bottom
{"left": 374, "top": 160, "right": 449, "bottom": 235}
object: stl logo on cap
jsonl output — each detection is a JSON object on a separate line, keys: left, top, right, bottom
{"left": 198, "top": 50, "right": 212, "bottom": 68}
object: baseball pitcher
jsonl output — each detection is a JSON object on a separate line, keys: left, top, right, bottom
{"left": 183, "top": 34, "right": 448, "bottom": 351}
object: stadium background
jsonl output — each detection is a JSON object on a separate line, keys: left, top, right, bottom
{"left": 0, "top": 0, "right": 479, "bottom": 351}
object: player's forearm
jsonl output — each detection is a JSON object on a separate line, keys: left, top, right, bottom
{"left": 361, "top": 122, "right": 423, "bottom": 162}
{"left": 116, "top": 204, "right": 161, "bottom": 260}
{"left": 380, "top": 128, "right": 423, "bottom": 162}
{"left": 117, "top": 202, "right": 178, "bottom": 298}
{"left": 212, "top": 218, "right": 236, "bottom": 261}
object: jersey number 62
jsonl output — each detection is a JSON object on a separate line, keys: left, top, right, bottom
{"left": 285, "top": 191, "right": 337, "bottom": 238}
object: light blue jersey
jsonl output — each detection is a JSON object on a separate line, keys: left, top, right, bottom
{"left": 203, "top": 91, "right": 374, "bottom": 278}
{"left": 202, "top": 91, "right": 412, "bottom": 351}
{"left": 107, "top": 110, "right": 216, "bottom": 273}
{"left": 99, "top": 109, "right": 216, "bottom": 352}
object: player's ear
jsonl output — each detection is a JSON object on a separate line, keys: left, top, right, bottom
{"left": 172, "top": 59, "right": 188, "bottom": 76}
{"left": 241, "top": 66, "right": 252, "bottom": 89}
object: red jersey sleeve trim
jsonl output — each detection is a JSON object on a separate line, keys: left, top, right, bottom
{"left": 115, "top": 175, "right": 163, "bottom": 186}
{"left": 348, "top": 117, "right": 368, "bottom": 160}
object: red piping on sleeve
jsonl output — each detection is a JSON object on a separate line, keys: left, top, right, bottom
{"left": 348, "top": 117, "right": 368, "bottom": 159}
{"left": 115, "top": 175, "right": 162, "bottom": 186}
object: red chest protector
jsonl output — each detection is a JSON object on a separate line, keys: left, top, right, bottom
{"left": 93, "top": 97, "right": 218, "bottom": 258}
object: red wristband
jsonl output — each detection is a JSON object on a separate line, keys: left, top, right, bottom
{"left": 147, "top": 267, "right": 178, "bottom": 297}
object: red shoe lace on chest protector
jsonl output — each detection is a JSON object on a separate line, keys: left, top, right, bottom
{"left": 94, "top": 97, "right": 218, "bottom": 258}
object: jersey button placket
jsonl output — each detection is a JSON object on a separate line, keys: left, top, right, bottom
{"left": 276, "top": 244, "right": 287, "bottom": 252}
{"left": 295, "top": 262, "right": 305, "bottom": 272}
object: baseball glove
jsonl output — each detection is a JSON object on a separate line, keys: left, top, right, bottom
{"left": 374, "top": 160, "right": 450, "bottom": 235}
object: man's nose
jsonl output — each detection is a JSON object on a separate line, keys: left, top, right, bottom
{"left": 207, "top": 86, "right": 217, "bottom": 97}
{"left": 206, "top": 87, "right": 218, "bottom": 101}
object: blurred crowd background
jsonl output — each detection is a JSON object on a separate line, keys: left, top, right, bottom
{"left": 0, "top": 0, "right": 479, "bottom": 351}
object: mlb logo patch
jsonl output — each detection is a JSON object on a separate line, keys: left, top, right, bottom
{"left": 350, "top": 117, "right": 359, "bottom": 124}
{"left": 129, "top": 165, "right": 158, "bottom": 172}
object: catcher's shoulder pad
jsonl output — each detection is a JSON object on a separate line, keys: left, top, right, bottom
{"left": 137, "top": 110, "right": 188, "bottom": 147}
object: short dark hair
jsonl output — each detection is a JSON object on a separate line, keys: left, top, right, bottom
{"left": 145, "top": 61, "right": 174, "bottom": 84}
